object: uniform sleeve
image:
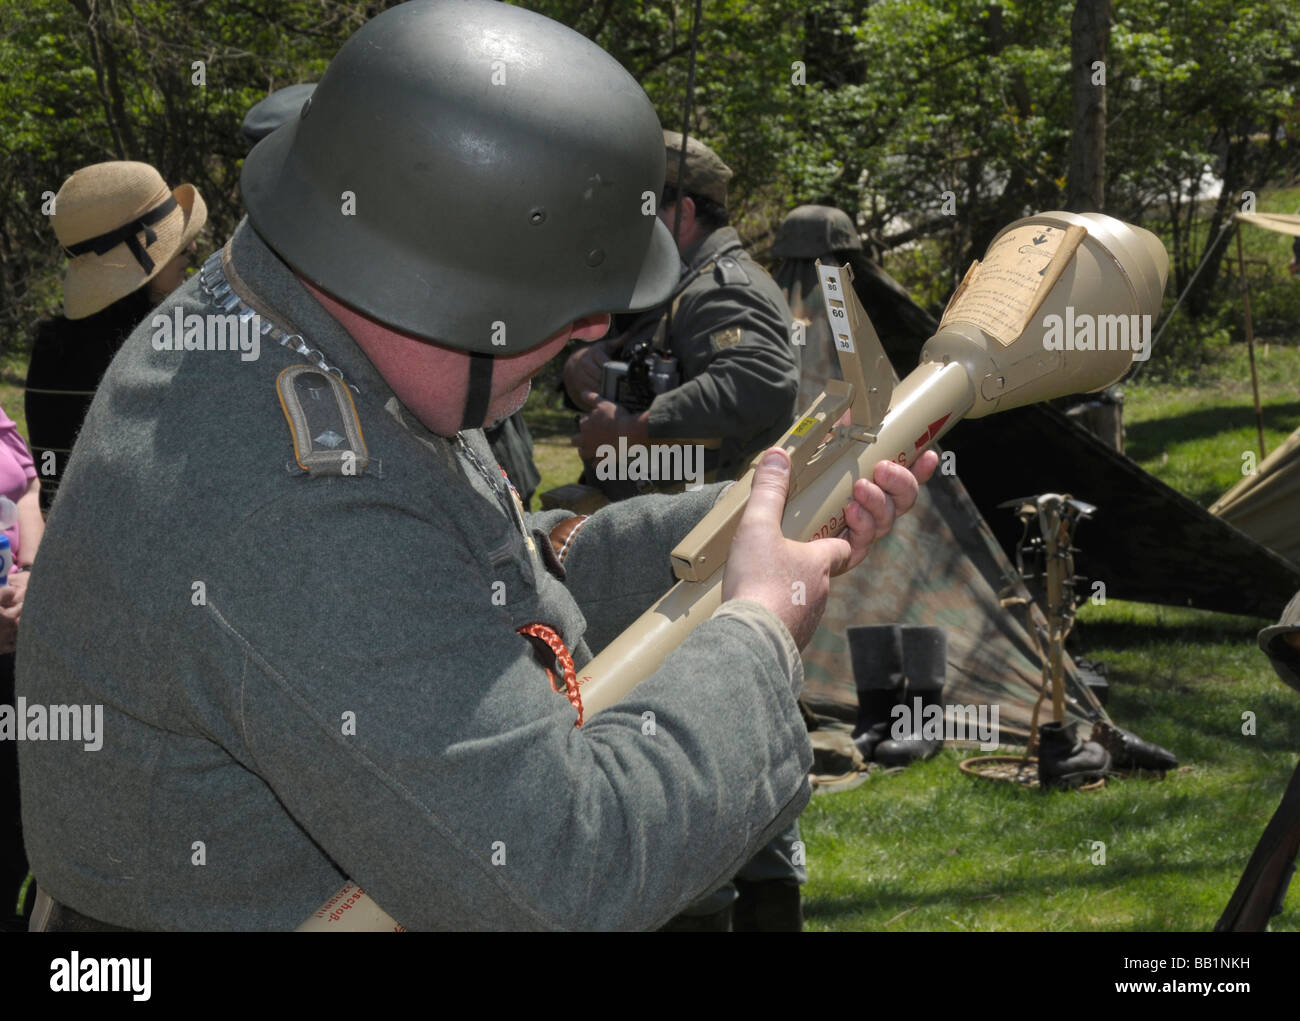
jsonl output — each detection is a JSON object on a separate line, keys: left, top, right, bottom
{"left": 646, "top": 270, "right": 799, "bottom": 446}
{"left": 528, "top": 484, "right": 724, "bottom": 652}
{"left": 215, "top": 488, "right": 810, "bottom": 931}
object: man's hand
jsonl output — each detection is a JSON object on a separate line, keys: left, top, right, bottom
{"left": 0, "top": 574, "right": 27, "bottom": 654}
{"left": 571, "top": 393, "right": 649, "bottom": 460}
{"left": 722, "top": 447, "right": 939, "bottom": 649}
{"left": 563, "top": 344, "right": 612, "bottom": 410}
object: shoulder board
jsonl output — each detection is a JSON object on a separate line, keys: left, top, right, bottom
{"left": 713, "top": 254, "right": 751, "bottom": 287}
{"left": 276, "top": 364, "right": 371, "bottom": 477}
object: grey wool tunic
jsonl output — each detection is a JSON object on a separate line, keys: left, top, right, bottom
{"left": 16, "top": 220, "right": 812, "bottom": 931}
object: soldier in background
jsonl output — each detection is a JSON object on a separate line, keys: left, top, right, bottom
{"left": 564, "top": 131, "right": 799, "bottom": 500}
{"left": 771, "top": 203, "right": 865, "bottom": 416}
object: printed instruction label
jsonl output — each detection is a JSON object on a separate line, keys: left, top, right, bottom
{"left": 939, "top": 223, "right": 1086, "bottom": 346}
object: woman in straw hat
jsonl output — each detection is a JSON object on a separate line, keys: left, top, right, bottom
{"left": 25, "top": 161, "right": 207, "bottom": 513}
{"left": 3, "top": 161, "right": 204, "bottom": 929}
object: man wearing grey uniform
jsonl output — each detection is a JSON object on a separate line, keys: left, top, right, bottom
{"left": 17, "top": 0, "right": 932, "bottom": 931}
{"left": 567, "top": 132, "right": 800, "bottom": 497}
{"left": 567, "top": 133, "right": 806, "bottom": 929}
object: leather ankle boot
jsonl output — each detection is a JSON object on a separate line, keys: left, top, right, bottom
{"left": 1094, "top": 720, "right": 1177, "bottom": 772}
{"left": 1037, "top": 720, "right": 1110, "bottom": 789}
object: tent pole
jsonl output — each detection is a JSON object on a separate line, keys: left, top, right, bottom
{"left": 1235, "top": 224, "right": 1267, "bottom": 459}
{"left": 1045, "top": 510, "right": 1066, "bottom": 724}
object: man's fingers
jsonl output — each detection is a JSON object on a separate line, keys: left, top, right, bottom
{"left": 911, "top": 449, "right": 940, "bottom": 484}
{"left": 847, "top": 477, "right": 897, "bottom": 544}
{"left": 872, "top": 459, "right": 923, "bottom": 516}
{"left": 839, "top": 499, "right": 876, "bottom": 569}
{"left": 740, "top": 448, "right": 793, "bottom": 533}
{"left": 816, "top": 534, "right": 855, "bottom": 576}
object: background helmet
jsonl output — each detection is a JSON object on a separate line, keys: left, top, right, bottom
{"left": 771, "top": 205, "right": 863, "bottom": 260}
{"left": 241, "top": 0, "right": 678, "bottom": 354}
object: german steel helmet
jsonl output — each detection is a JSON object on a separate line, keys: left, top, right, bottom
{"left": 241, "top": 0, "right": 679, "bottom": 354}
{"left": 771, "top": 205, "right": 863, "bottom": 259}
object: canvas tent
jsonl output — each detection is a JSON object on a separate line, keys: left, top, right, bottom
{"left": 771, "top": 206, "right": 1104, "bottom": 742}
{"left": 1211, "top": 425, "right": 1300, "bottom": 568}
{"left": 1234, "top": 211, "right": 1300, "bottom": 240}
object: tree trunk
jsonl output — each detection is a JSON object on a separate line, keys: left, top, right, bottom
{"left": 1067, "top": 0, "right": 1110, "bottom": 212}
{"left": 68, "top": 0, "right": 137, "bottom": 159}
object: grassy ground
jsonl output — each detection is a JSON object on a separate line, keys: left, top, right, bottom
{"left": 804, "top": 597, "right": 1298, "bottom": 931}
{"left": 1124, "top": 344, "right": 1300, "bottom": 506}
{"left": 799, "top": 196, "right": 1300, "bottom": 931}
{"left": 798, "top": 334, "right": 1300, "bottom": 925}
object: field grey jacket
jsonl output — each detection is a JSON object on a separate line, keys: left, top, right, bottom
{"left": 16, "top": 219, "right": 811, "bottom": 931}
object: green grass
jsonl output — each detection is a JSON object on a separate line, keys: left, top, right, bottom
{"left": 795, "top": 332, "right": 1300, "bottom": 929}
{"left": 1124, "top": 346, "right": 1300, "bottom": 506}
{"left": 795, "top": 217, "right": 1300, "bottom": 929}
{"left": 802, "top": 595, "right": 1299, "bottom": 931}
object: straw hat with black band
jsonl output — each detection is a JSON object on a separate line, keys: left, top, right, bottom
{"left": 50, "top": 161, "right": 207, "bottom": 320}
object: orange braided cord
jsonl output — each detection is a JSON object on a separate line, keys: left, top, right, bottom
{"left": 517, "top": 622, "right": 584, "bottom": 727}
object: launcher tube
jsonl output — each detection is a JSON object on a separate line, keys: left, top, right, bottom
{"left": 579, "top": 359, "right": 975, "bottom": 716}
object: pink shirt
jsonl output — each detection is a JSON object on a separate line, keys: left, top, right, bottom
{"left": 0, "top": 408, "right": 36, "bottom": 567}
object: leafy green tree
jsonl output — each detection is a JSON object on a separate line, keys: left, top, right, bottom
{"left": 2, "top": 0, "right": 1297, "bottom": 357}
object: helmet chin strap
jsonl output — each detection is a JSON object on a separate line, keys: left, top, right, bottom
{"left": 459, "top": 350, "right": 495, "bottom": 431}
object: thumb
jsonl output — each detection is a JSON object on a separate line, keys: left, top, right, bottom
{"left": 742, "top": 448, "right": 792, "bottom": 531}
